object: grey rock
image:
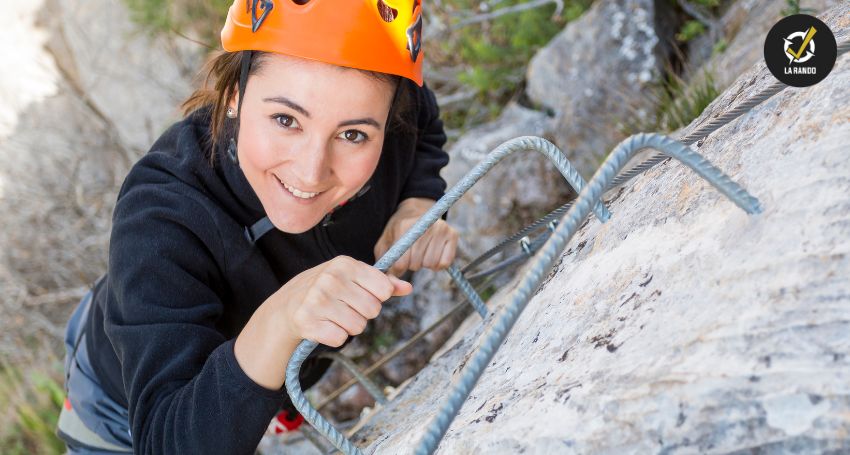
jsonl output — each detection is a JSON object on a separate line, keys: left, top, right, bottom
{"left": 0, "top": 0, "right": 202, "bottom": 354}
{"left": 525, "top": 0, "right": 666, "bottom": 178}
{"left": 348, "top": 3, "right": 850, "bottom": 454}
{"left": 442, "top": 103, "right": 559, "bottom": 260}
{"left": 39, "top": 0, "right": 202, "bottom": 155}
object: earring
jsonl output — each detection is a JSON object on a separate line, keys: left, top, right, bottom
{"left": 226, "top": 107, "right": 237, "bottom": 119}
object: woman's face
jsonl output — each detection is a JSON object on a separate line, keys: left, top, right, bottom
{"left": 230, "top": 53, "right": 395, "bottom": 234}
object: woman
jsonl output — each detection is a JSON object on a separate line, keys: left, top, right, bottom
{"left": 57, "top": 1, "right": 456, "bottom": 453}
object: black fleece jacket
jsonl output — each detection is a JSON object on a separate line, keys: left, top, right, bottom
{"left": 83, "top": 81, "right": 448, "bottom": 454}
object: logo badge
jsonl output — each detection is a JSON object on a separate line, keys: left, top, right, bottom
{"left": 406, "top": 11, "right": 423, "bottom": 62}
{"left": 764, "top": 14, "right": 837, "bottom": 87}
{"left": 249, "top": 0, "right": 274, "bottom": 33}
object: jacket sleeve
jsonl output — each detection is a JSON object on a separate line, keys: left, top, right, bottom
{"left": 399, "top": 82, "right": 450, "bottom": 202}
{"left": 104, "top": 175, "right": 284, "bottom": 455}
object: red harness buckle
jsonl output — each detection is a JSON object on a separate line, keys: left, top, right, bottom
{"left": 270, "top": 409, "right": 304, "bottom": 434}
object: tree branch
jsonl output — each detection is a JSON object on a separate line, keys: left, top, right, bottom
{"left": 451, "top": 0, "right": 563, "bottom": 30}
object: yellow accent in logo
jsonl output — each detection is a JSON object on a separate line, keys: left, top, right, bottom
{"left": 786, "top": 26, "right": 817, "bottom": 60}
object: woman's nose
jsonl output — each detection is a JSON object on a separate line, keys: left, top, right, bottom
{"left": 292, "top": 139, "right": 331, "bottom": 188}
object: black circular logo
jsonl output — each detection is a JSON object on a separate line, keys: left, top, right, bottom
{"left": 764, "top": 14, "right": 837, "bottom": 87}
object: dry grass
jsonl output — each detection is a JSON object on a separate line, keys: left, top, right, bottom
{"left": 0, "top": 73, "right": 136, "bottom": 451}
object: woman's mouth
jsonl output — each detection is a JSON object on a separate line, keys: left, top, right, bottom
{"left": 275, "top": 176, "right": 322, "bottom": 201}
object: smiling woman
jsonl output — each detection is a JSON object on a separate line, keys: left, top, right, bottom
{"left": 56, "top": 1, "right": 458, "bottom": 454}
{"left": 228, "top": 53, "right": 400, "bottom": 233}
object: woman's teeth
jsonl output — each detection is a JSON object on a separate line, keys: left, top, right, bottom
{"left": 281, "top": 180, "right": 320, "bottom": 199}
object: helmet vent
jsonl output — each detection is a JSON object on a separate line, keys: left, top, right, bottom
{"left": 377, "top": 0, "right": 398, "bottom": 22}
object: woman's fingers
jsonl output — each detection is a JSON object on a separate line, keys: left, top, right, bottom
{"left": 423, "top": 235, "right": 447, "bottom": 269}
{"left": 376, "top": 219, "right": 459, "bottom": 275}
{"left": 387, "top": 274, "right": 413, "bottom": 296}
{"left": 337, "top": 259, "right": 413, "bottom": 317}
{"left": 389, "top": 250, "right": 411, "bottom": 277}
{"left": 330, "top": 300, "right": 369, "bottom": 336}
{"left": 408, "top": 230, "right": 433, "bottom": 271}
{"left": 311, "top": 320, "right": 351, "bottom": 347}
{"left": 348, "top": 260, "right": 395, "bottom": 301}
{"left": 415, "top": 223, "right": 458, "bottom": 271}
{"left": 344, "top": 290, "right": 382, "bottom": 321}
{"left": 438, "top": 232, "right": 457, "bottom": 269}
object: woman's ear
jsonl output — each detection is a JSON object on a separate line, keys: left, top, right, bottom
{"left": 228, "top": 90, "right": 240, "bottom": 115}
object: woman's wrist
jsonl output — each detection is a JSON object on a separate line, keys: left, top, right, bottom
{"left": 234, "top": 301, "right": 301, "bottom": 391}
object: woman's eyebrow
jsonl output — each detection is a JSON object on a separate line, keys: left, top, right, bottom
{"left": 263, "top": 96, "right": 381, "bottom": 129}
{"left": 338, "top": 118, "right": 381, "bottom": 129}
{"left": 263, "top": 96, "right": 311, "bottom": 118}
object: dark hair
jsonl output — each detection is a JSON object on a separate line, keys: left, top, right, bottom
{"left": 181, "top": 50, "right": 416, "bottom": 162}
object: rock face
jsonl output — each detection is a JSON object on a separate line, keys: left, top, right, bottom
{"left": 525, "top": 0, "right": 669, "bottom": 178}
{"left": 441, "top": 103, "right": 558, "bottom": 260}
{"left": 348, "top": 4, "right": 850, "bottom": 454}
{"left": 0, "top": 0, "right": 202, "bottom": 357}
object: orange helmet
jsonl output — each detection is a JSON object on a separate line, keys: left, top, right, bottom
{"left": 221, "top": 0, "right": 424, "bottom": 86}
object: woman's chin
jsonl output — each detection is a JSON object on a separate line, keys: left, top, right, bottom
{"left": 267, "top": 211, "right": 322, "bottom": 234}
{"left": 261, "top": 188, "right": 330, "bottom": 234}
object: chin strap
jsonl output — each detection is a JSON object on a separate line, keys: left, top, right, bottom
{"left": 227, "top": 50, "right": 254, "bottom": 165}
{"left": 244, "top": 216, "right": 275, "bottom": 244}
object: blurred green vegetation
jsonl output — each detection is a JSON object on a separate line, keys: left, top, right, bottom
{"left": 124, "top": 0, "right": 231, "bottom": 44}
{"left": 433, "top": 1, "right": 590, "bottom": 128}
{"left": 671, "top": 0, "right": 723, "bottom": 44}
{"left": 676, "top": 20, "right": 706, "bottom": 42}
{"left": 781, "top": 0, "right": 815, "bottom": 15}
{"left": 656, "top": 69, "right": 719, "bottom": 132}
{"left": 0, "top": 361, "right": 65, "bottom": 455}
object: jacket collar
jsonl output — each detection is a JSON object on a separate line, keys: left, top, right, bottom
{"left": 189, "top": 107, "right": 267, "bottom": 225}
{"left": 215, "top": 135, "right": 267, "bottom": 221}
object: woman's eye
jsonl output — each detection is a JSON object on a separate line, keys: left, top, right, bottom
{"left": 272, "top": 114, "right": 299, "bottom": 129}
{"left": 340, "top": 130, "right": 368, "bottom": 144}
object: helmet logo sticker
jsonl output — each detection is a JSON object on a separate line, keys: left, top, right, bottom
{"left": 406, "top": 11, "right": 422, "bottom": 62}
{"left": 249, "top": 0, "right": 274, "bottom": 33}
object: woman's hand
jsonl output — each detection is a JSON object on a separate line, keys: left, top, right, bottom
{"left": 277, "top": 256, "right": 412, "bottom": 346}
{"left": 235, "top": 256, "right": 411, "bottom": 390}
{"left": 374, "top": 197, "right": 459, "bottom": 277}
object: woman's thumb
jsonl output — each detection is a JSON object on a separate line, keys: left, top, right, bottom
{"left": 387, "top": 274, "right": 413, "bottom": 297}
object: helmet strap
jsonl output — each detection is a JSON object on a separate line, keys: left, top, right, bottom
{"left": 237, "top": 50, "right": 253, "bottom": 122}
{"left": 228, "top": 50, "right": 254, "bottom": 165}
{"left": 385, "top": 77, "right": 403, "bottom": 130}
